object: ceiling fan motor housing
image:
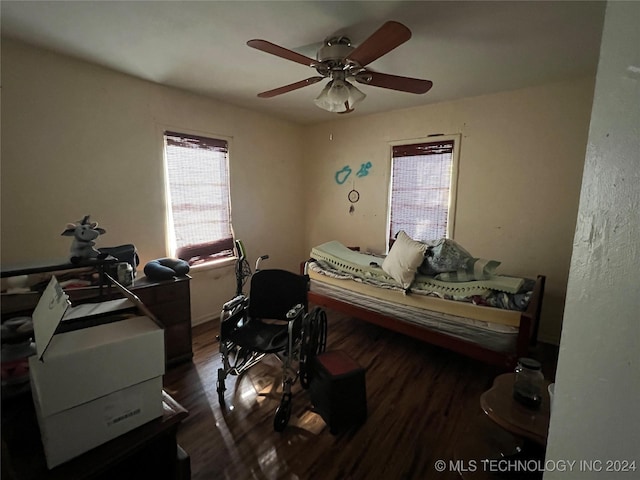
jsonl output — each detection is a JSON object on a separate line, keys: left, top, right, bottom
{"left": 316, "top": 37, "right": 356, "bottom": 76}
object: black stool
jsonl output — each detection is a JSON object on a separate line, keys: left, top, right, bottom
{"left": 310, "top": 350, "right": 367, "bottom": 434}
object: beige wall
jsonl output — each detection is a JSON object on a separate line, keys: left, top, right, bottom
{"left": 302, "top": 78, "right": 595, "bottom": 343}
{"left": 1, "top": 39, "right": 306, "bottom": 324}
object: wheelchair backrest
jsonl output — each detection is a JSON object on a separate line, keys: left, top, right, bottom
{"left": 248, "top": 269, "right": 309, "bottom": 320}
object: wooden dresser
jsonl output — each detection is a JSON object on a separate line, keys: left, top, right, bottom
{"left": 129, "top": 276, "right": 193, "bottom": 367}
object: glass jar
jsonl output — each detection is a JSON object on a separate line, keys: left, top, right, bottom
{"left": 513, "top": 357, "right": 544, "bottom": 409}
{"left": 117, "top": 262, "right": 134, "bottom": 287}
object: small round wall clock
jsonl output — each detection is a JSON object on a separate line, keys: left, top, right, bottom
{"left": 348, "top": 189, "right": 360, "bottom": 203}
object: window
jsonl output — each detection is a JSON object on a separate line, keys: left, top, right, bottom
{"left": 163, "top": 131, "right": 233, "bottom": 265}
{"left": 388, "top": 135, "right": 460, "bottom": 248}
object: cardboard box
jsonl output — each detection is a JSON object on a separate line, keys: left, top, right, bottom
{"left": 28, "top": 277, "right": 165, "bottom": 468}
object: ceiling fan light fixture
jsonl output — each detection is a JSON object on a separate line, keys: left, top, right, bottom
{"left": 346, "top": 81, "right": 366, "bottom": 106}
{"left": 330, "top": 78, "right": 350, "bottom": 103}
{"left": 314, "top": 79, "right": 366, "bottom": 113}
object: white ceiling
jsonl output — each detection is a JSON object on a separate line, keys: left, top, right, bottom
{"left": 1, "top": 1, "right": 606, "bottom": 125}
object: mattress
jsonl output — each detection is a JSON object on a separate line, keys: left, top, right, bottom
{"left": 308, "top": 264, "right": 520, "bottom": 353}
{"left": 311, "top": 240, "right": 524, "bottom": 295}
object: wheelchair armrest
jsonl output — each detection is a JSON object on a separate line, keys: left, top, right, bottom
{"left": 286, "top": 303, "right": 305, "bottom": 321}
{"left": 223, "top": 295, "right": 247, "bottom": 312}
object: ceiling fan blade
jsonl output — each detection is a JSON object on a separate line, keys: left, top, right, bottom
{"left": 247, "top": 39, "right": 318, "bottom": 67}
{"left": 347, "top": 21, "right": 412, "bottom": 67}
{"left": 257, "top": 77, "right": 324, "bottom": 98}
{"left": 355, "top": 71, "right": 433, "bottom": 94}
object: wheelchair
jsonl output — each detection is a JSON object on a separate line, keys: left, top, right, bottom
{"left": 216, "top": 240, "right": 327, "bottom": 431}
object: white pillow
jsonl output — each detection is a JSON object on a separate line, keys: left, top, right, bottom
{"left": 382, "top": 231, "right": 427, "bottom": 289}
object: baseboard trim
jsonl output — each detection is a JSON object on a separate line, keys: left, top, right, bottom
{"left": 192, "top": 313, "right": 218, "bottom": 327}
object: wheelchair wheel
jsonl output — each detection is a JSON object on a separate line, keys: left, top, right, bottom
{"left": 216, "top": 368, "right": 226, "bottom": 404}
{"left": 273, "top": 395, "right": 292, "bottom": 432}
{"left": 299, "top": 307, "right": 328, "bottom": 389}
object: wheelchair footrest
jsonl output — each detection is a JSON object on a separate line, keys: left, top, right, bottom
{"left": 310, "top": 350, "right": 367, "bottom": 434}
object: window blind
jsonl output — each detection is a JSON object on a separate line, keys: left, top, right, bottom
{"left": 164, "top": 131, "right": 233, "bottom": 264}
{"left": 390, "top": 140, "right": 454, "bottom": 242}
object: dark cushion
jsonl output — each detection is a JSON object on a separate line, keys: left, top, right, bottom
{"left": 144, "top": 258, "right": 190, "bottom": 281}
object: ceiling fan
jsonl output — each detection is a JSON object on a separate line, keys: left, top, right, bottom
{"left": 247, "top": 21, "right": 433, "bottom": 114}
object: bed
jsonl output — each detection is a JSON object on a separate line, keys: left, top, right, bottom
{"left": 301, "top": 238, "right": 545, "bottom": 369}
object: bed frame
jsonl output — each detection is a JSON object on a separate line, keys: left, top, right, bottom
{"left": 301, "top": 260, "right": 545, "bottom": 370}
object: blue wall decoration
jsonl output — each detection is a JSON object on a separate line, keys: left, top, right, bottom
{"left": 356, "top": 161, "right": 372, "bottom": 177}
{"left": 334, "top": 165, "right": 352, "bottom": 185}
{"left": 335, "top": 162, "right": 372, "bottom": 184}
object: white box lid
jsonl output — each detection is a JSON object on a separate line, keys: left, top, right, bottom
{"left": 31, "top": 277, "right": 71, "bottom": 360}
{"left": 32, "top": 276, "right": 159, "bottom": 361}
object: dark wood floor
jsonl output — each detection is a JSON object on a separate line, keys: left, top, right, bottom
{"left": 164, "top": 310, "right": 558, "bottom": 480}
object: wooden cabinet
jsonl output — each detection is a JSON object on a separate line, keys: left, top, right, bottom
{"left": 129, "top": 276, "right": 193, "bottom": 367}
